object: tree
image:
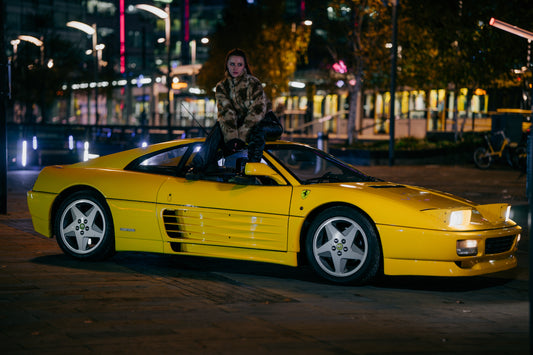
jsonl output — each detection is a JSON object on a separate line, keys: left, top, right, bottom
{"left": 322, "top": 0, "right": 393, "bottom": 143}
{"left": 399, "top": 0, "right": 533, "bottom": 137}
{"left": 302, "top": 0, "right": 533, "bottom": 143}
{"left": 196, "top": 0, "right": 310, "bottom": 101}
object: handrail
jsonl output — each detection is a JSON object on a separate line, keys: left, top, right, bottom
{"left": 285, "top": 110, "right": 349, "bottom": 133}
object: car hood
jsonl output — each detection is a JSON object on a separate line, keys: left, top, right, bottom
{"left": 292, "top": 181, "right": 517, "bottom": 231}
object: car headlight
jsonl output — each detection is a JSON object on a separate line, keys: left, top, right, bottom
{"left": 449, "top": 209, "right": 472, "bottom": 228}
{"left": 457, "top": 239, "right": 478, "bottom": 256}
{"left": 504, "top": 205, "right": 511, "bottom": 222}
{"left": 475, "top": 203, "right": 511, "bottom": 223}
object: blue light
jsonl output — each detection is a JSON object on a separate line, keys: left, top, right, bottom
{"left": 68, "top": 135, "right": 74, "bottom": 150}
{"left": 21, "top": 140, "right": 27, "bottom": 167}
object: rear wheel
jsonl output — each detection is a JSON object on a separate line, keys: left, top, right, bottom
{"left": 473, "top": 147, "right": 491, "bottom": 169}
{"left": 54, "top": 191, "right": 115, "bottom": 260}
{"left": 305, "top": 207, "right": 381, "bottom": 285}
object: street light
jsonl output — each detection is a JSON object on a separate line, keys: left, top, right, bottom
{"left": 17, "top": 35, "right": 43, "bottom": 47}
{"left": 67, "top": 21, "right": 100, "bottom": 125}
{"left": 16, "top": 35, "right": 46, "bottom": 125}
{"left": 135, "top": 3, "right": 172, "bottom": 138}
{"left": 10, "top": 39, "right": 20, "bottom": 59}
{"left": 135, "top": 4, "right": 168, "bottom": 19}
{"left": 490, "top": 19, "right": 533, "bottom": 351}
{"left": 489, "top": 18, "right": 533, "bottom": 41}
{"left": 17, "top": 35, "right": 44, "bottom": 65}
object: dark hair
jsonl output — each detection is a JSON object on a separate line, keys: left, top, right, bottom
{"left": 224, "top": 48, "right": 252, "bottom": 75}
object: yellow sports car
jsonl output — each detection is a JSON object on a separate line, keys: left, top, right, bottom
{"left": 27, "top": 139, "right": 521, "bottom": 285}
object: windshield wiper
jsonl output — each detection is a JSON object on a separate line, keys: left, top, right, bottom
{"left": 304, "top": 172, "right": 342, "bottom": 184}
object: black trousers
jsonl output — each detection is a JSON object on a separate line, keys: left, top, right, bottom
{"left": 191, "top": 116, "right": 283, "bottom": 170}
{"left": 247, "top": 115, "right": 283, "bottom": 162}
{"left": 190, "top": 122, "right": 223, "bottom": 171}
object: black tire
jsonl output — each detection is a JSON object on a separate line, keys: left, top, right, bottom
{"left": 305, "top": 206, "right": 381, "bottom": 285}
{"left": 473, "top": 147, "right": 491, "bottom": 169}
{"left": 54, "top": 191, "right": 115, "bottom": 260}
{"left": 513, "top": 146, "right": 527, "bottom": 172}
{"left": 504, "top": 147, "right": 514, "bottom": 168}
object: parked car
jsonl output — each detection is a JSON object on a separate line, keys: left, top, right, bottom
{"left": 27, "top": 139, "right": 521, "bottom": 285}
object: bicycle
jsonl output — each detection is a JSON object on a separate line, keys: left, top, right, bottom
{"left": 473, "top": 130, "right": 526, "bottom": 170}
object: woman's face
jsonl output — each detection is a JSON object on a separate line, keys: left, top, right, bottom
{"left": 227, "top": 55, "right": 246, "bottom": 78}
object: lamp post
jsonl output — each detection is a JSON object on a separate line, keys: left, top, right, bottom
{"left": 135, "top": 4, "right": 172, "bottom": 138}
{"left": 387, "top": 0, "right": 399, "bottom": 167}
{"left": 67, "top": 21, "right": 100, "bottom": 125}
{"left": 1, "top": 0, "right": 7, "bottom": 215}
{"left": 489, "top": 18, "right": 533, "bottom": 353}
{"left": 17, "top": 35, "right": 44, "bottom": 65}
{"left": 17, "top": 35, "right": 45, "bottom": 123}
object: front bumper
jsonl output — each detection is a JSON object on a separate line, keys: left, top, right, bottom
{"left": 378, "top": 224, "right": 521, "bottom": 276}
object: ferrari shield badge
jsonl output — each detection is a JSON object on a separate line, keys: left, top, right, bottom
{"left": 301, "top": 189, "right": 311, "bottom": 199}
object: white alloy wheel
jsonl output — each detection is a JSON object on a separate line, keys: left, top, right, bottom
{"left": 55, "top": 191, "right": 115, "bottom": 260}
{"left": 306, "top": 207, "right": 380, "bottom": 285}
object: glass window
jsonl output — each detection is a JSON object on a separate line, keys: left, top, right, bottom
{"left": 267, "top": 145, "right": 377, "bottom": 184}
{"left": 129, "top": 146, "right": 189, "bottom": 176}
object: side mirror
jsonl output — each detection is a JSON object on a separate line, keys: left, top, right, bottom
{"left": 244, "top": 163, "right": 286, "bottom": 185}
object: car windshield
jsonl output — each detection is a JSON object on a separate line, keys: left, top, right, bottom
{"left": 266, "top": 144, "right": 378, "bottom": 184}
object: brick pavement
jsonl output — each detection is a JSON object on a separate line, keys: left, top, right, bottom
{"left": 0, "top": 167, "right": 529, "bottom": 354}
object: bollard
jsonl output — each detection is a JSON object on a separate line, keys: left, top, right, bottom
{"left": 317, "top": 132, "right": 329, "bottom": 153}
{"left": 526, "top": 129, "right": 533, "bottom": 205}
{"left": 526, "top": 126, "right": 533, "bottom": 353}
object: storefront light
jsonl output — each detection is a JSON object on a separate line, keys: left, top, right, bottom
{"left": 21, "top": 140, "right": 27, "bottom": 167}
{"left": 289, "top": 81, "right": 306, "bottom": 89}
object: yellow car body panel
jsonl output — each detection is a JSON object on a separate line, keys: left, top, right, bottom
{"left": 29, "top": 165, "right": 169, "bottom": 246}
{"left": 162, "top": 241, "right": 299, "bottom": 266}
{"left": 26, "top": 138, "right": 521, "bottom": 282}
{"left": 384, "top": 255, "right": 517, "bottom": 276}
{"left": 378, "top": 224, "right": 519, "bottom": 275}
{"left": 156, "top": 177, "right": 292, "bottom": 251}
{"left": 27, "top": 190, "right": 56, "bottom": 238}
{"left": 289, "top": 183, "right": 515, "bottom": 231}
{"left": 284, "top": 183, "right": 520, "bottom": 277}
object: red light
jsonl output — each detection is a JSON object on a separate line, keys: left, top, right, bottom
{"left": 120, "top": 0, "right": 125, "bottom": 73}
{"left": 489, "top": 17, "right": 495, "bottom": 26}
{"left": 184, "top": 0, "right": 190, "bottom": 42}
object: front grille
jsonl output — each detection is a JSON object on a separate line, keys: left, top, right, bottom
{"left": 485, "top": 235, "right": 516, "bottom": 255}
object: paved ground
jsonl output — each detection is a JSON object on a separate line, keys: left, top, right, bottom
{"left": 0, "top": 165, "right": 530, "bottom": 354}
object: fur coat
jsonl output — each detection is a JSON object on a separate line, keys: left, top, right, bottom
{"left": 215, "top": 72, "right": 267, "bottom": 143}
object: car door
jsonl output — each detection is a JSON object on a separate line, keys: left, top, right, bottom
{"left": 156, "top": 175, "right": 292, "bottom": 251}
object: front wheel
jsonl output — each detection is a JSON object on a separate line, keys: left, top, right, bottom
{"left": 512, "top": 146, "right": 527, "bottom": 172}
{"left": 473, "top": 147, "right": 492, "bottom": 169}
{"left": 54, "top": 191, "right": 115, "bottom": 260}
{"left": 305, "top": 207, "right": 381, "bottom": 285}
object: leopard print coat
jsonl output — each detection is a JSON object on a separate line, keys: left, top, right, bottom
{"left": 215, "top": 72, "right": 267, "bottom": 143}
